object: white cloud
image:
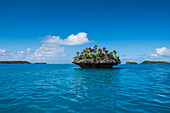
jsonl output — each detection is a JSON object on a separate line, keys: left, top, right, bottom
{"left": 33, "top": 32, "right": 90, "bottom": 59}
{"left": 42, "top": 32, "right": 90, "bottom": 45}
{"left": 0, "top": 32, "right": 91, "bottom": 61}
{"left": 151, "top": 47, "right": 170, "bottom": 57}
{"left": 34, "top": 43, "right": 64, "bottom": 57}
{"left": 60, "top": 32, "right": 89, "bottom": 45}
{"left": 26, "top": 48, "right": 31, "bottom": 53}
{"left": 0, "top": 48, "right": 33, "bottom": 60}
{"left": 0, "top": 49, "right": 5, "bottom": 53}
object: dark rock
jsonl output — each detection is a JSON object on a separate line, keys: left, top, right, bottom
{"left": 72, "top": 58, "right": 120, "bottom": 68}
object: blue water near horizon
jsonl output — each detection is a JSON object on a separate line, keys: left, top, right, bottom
{"left": 0, "top": 64, "right": 170, "bottom": 113}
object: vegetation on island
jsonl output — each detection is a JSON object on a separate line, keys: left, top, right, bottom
{"left": 140, "top": 61, "right": 170, "bottom": 64}
{"left": 73, "top": 45, "right": 120, "bottom": 62}
{"left": 126, "top": 62, "right": 138, "bottom": 64}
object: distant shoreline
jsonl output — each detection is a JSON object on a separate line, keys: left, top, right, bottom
{"left": 126, "top": 61, "right": 170, "bottom": 64}
{"left": 0, "top": 60, "right": 170, "bottom": 64}
{"left": 0, "top": 61, "right": 47, "bottom": 64}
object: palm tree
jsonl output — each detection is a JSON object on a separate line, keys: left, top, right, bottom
{"left": 109, "top": 52, "right": 113, "bottom": 56}
{"left": 102, "top": 47, "right": 106, "bottom": 51}
{"left": 98, "top": 49, "right": 102, "bottom": 53}
{"left": 83, "top": 50, "right": 86, "bottom": 54}
{"left": 73, "top": 56, "right": 79, "bottom": 60}
{"left": 105, "top": 50, "right": 108, "bottom": 54}
{"left": 113, "top": 50, "right": 117, "bottom": 56}
{"left": 86, "top": 48, "right": 89, "bottom": 51}
{"left": 85, "top": 48, "right": 89, "bottom": 54}
{"left": 89, "top": 48, "right": 93, "bottom": 55}
{"left": 76, "top": 52, "right": 79, "bottom": 56}
{"left": 81, "top": 52, "right": 84, "bottom": 55}
{"left": 73, "top": 56, "right": 77, "bottom": 60}
{"left": 84, "top": 53, "right": 88, "bottom": 59}
{"left": 92, "top": 54, "right": 96, "bottom": 58}
{"left": 93, "top": 49, "right": 97, "bottom": 54}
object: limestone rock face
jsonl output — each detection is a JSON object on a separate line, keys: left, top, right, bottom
{"left": 72, "top": 58, "right": 121, "bottom": 68}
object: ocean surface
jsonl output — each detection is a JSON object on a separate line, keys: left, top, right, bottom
{"left": 0, "top": 64, "right": 170, "bottom": 113}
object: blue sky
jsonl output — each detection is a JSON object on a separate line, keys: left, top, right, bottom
{"left": 0, "top": 0, "right": 170, "bottom": 63}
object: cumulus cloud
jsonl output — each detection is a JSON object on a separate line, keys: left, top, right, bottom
{"left": 0, "top": 48, "right": 33, "bottom": 60}
{"left": 26, "top": 48, "right": 31, "bottom": 53}
{"left": 42, "top": 32, "right": 90, "bottom": 45}
{"left": 60, "top": 32, "right": 90, "bottom": 45}
{"left": 34, "top": 44, "right": 64, "bottom": 57}
{"left": 0, "top": 32, "right": 91, "bottom": 61}
{"left": 150, "top": 47, "right": 170, "bottom": 57}
{"left": 33, "top": 32, "right": 90, "bottom": 59}
{"left": 0, "top": 49, "right": 5, "bottom": 53}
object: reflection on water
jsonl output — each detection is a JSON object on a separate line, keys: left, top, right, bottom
{"left": 0, "top": 64, "right": 170, "bottom": 113}
{"left": 69, "top": 68, "right": 120, "bottom": 111}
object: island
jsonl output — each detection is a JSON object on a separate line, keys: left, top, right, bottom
{"left": 72, "top": 45, "right": 121, "bottom": 68}
{"left": 140, "top": 61, "right": 170, "bottom": 64}
{"left": 34, "top": 62, "right": 47, "bottom": 64}
{"left": 0, "top": 61, "right": 31, "bottom": 64}
{"left": 0, "top": 61, "right": 47, "bottom": 64}
{"left": 126, "top": 62, "right": 138, "bottom": 64}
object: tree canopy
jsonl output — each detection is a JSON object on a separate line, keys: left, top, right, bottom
{"left": 73, "top": 45, "right": 119, "bottom": 61}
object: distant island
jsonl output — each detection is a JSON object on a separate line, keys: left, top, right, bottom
{"left": 72, "top": 45, "right": 121, "bottom": 68}
{"left": 0, "top": 61, "right": 31, "bottom": 64}
{"left": 140, "top": 61, "right": 170, "bottom": 64}
{"left": 126, "top": 62, "right": 138, "bottom": 64}
{"left": 125, "top": 61, "right": 170, "bottom": 64}
{"left": 34, "top": 62, "right": 47, "bottom": 64}
{"left": 0, "top": 61, "right": 47, "bottom": 64}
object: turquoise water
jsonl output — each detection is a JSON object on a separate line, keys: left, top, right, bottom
{"left": 0, "top": 64, "right": 170, "bottom": 113}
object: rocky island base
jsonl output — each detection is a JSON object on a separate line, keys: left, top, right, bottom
{"left": 73, "top": 62, "right": 119, "bottom": 68}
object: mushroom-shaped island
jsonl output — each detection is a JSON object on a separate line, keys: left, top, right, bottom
{"left": 72, "top": 45, "right": 121, "bottom": 68}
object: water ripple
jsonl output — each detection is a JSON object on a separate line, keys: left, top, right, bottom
{"left": 0, "top": 64, "right": 170, "bottom": 113}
